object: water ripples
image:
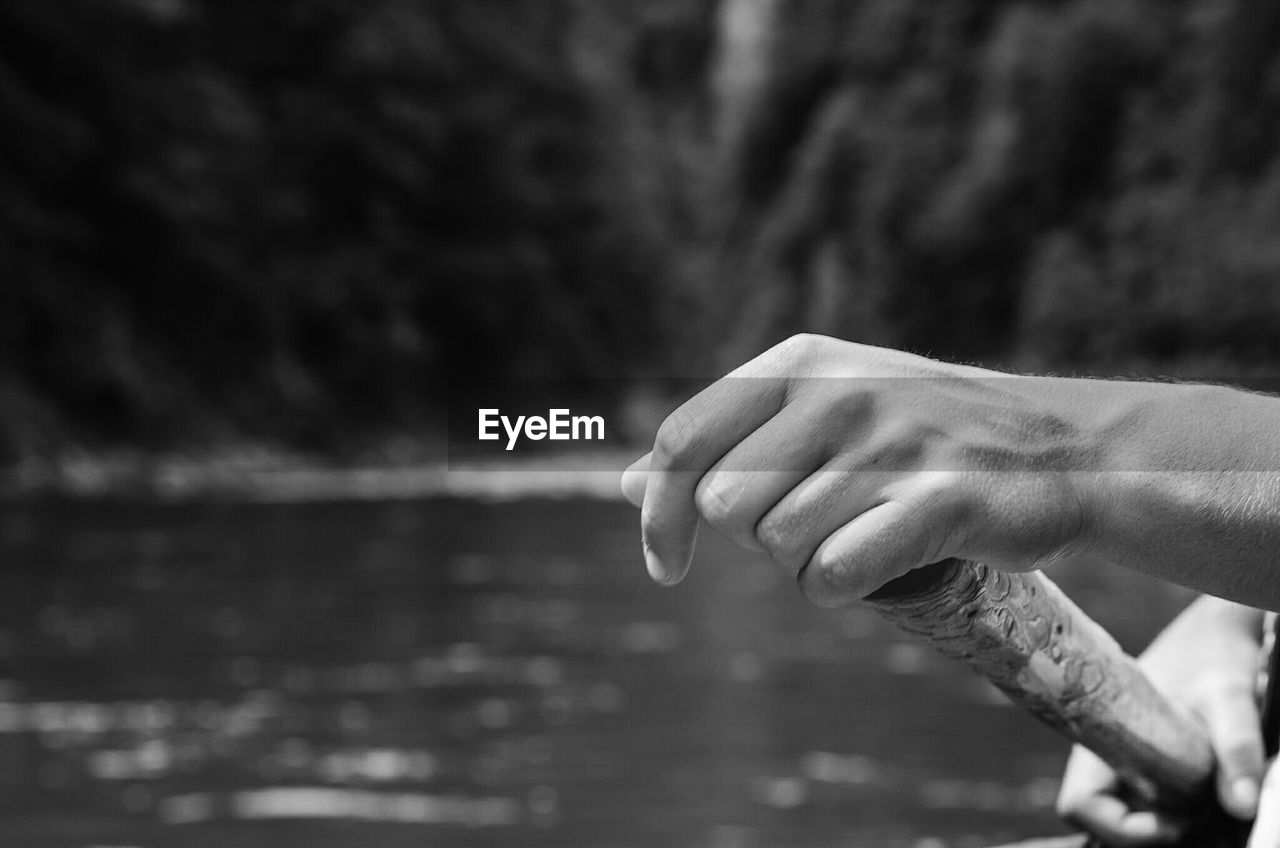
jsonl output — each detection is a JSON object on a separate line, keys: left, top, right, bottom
{"left": 0, "top": 498, "right": 1188, "bottom": 847}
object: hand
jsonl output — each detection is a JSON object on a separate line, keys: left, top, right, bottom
{"left": 1253, "top": 759, "right": 1280, "bottom": 847}
{"left": 620, "top": 334, "right": 1105, "bottom": 605}
{"left": 1056, "top": 597, "right": 1266, "bottom": 846}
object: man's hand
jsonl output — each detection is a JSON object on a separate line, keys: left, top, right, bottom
{"left": 1056, "top": 597, "right": 1266, "bottom": 846}
{"left": 620, "top": 334, "right": 1102, "bottom": 605}
{"left": 622, "top": 335, "right": 1280, "bottom": 608}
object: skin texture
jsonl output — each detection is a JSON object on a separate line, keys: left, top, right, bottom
{"left": 620, "top": 335, "right": 1280, "bottom": 844}
{"left": 621, "top": 334, "right": 1280, "bottom": 608}
{"left": 1056, "top": 597, "right": 1268, "bottom": 847}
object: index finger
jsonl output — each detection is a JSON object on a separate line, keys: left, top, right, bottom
{"left": 1201, "top": 679, "right": 1264, "bottom": 819}
{"left": 1057, "top": 745, "right": 1184, "bottom": 847}
{"left": 640, "top": 373, "right": 787, "bottom": 585}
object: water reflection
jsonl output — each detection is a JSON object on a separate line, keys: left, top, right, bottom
{"left": 0, "top": 498, "right": 1194, "bottom": 847}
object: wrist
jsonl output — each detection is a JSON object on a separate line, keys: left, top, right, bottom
{"left": 1071, "top": 381, "right": 1230, "bottom": 567}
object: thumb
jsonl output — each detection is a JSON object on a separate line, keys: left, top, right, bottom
{"left": 620, "top": 452, "right": 651, "bottom": 508}
{"left": 1203, "top": 680, "right": 1265, "bottom": 820}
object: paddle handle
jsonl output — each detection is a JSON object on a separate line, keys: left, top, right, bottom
{"left": 866, "top": 559, "right": 1214, "bottom": 808}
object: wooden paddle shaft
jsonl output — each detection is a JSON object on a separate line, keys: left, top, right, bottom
{"left": 865, "top": 559, "right": 1214, "bottom": 808}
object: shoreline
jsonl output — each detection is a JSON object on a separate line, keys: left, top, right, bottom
{"left": 0, "top": 448, "right": 634, "bottom": 503}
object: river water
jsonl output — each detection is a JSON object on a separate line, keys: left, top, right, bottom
{"left": 0, "top": 497, "right": 1195, "bottom": 847}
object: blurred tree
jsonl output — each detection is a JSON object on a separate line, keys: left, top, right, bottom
{"left": 1, "top": 0, "right": 1279, "bottom": 459}
{"left": 0, "top": 0, "right": 666, "bottom": 456}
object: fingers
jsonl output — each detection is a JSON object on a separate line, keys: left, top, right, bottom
{"left": 797, "top": 498, "right": 950, "bottom": 606}
{"left": 1065, "top": 797, "right": 1182, "bottom": 846}
{"left": 629, "top": 408, "right": 951, "bottom": 603}
{"left": 1056, "top": 745, "right": 1184, "bottom": 847}
{"left": 754, "top": 468, "right": 868, "bottom": 570}
{"left": 1201, "top": 679, "right": 1264, "bottom": 820}
{"left": 1249, "top": 757, "right": 1280, "bottom": 848}
{"left": 620, "top": 453, "right": 649, "bottom": 507}
{"left": 692, "top": 400, "right": 835, "bottom": 554}
{"left": 754, "top": 437, "right": 922, "bottom": 572}
{"left": 625, "top": 404, "right": 838, "bottom": 560}
{"left": 640, "top": 376, "right": 785, "bottom": 585}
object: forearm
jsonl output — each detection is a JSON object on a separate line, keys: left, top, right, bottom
{"left": 1082, "top": 382, "right": 1280, "bottom": 607}
{"left": 623, "top": 335, "right": 1280, "bottom": 607}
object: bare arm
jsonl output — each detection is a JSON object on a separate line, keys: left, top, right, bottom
{"left": 1078, "top": 382, "right": 1280, "bottom": 607}
{"left": 621, "top": 335, "right": 1280, "bottom": 608}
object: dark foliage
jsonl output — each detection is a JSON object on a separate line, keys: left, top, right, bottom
{"left": 1, "top": 0, "right": 1279, "bottom": 456}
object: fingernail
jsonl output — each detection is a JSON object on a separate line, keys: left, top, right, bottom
{"left": 1233, "top": 777, "right": 1260, "bottom": 815}
{"left": 644, "top": 546, "right": 670, "bottom": 584}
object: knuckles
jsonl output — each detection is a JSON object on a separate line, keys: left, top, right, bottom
{"left": 797, "top": 558, "right": 863, "bottom": 608}
{"left": 694, "top": 474, "right": 739, "bottom": 531}
{"left": 820, "top": 385, "right": 876, "bottom": 431}
{"left": 653, "top": 405, "right": 701, "bottom": 467}
{"left": 755, "top": 508, "right": 812, "bottom": 569}
{"left": 770, "top": 333, "right": 845, "bottom": 381}
{"left": 860, "top": 425, "right": 930, "bottom": 471}
{"left": 774, "top": 333, "right": 830, "bottom": 364}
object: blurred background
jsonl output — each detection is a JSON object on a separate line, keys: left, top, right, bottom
{"left": 0, "top": 0, "right": 1276, "bottom": 845}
